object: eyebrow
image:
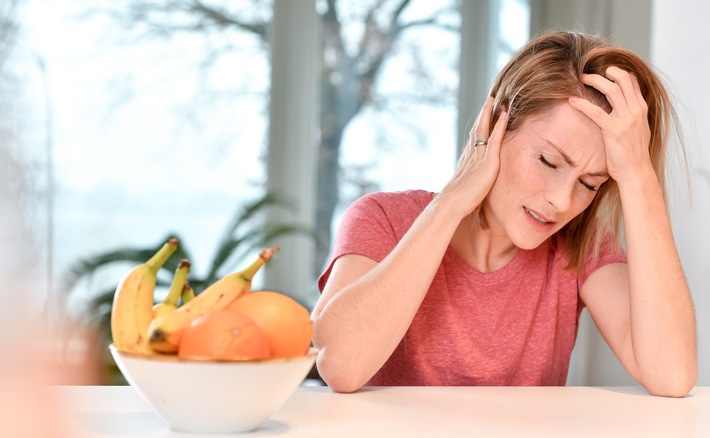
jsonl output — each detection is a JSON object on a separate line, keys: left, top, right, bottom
{"left": 545, "top": 140, "right": 610, "bottom": 178}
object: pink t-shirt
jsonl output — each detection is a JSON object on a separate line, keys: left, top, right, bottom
{"left": 318, "top": 190, "right": 627, "bottom": 386}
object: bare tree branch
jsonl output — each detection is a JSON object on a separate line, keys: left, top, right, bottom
{"left": 82, "top": 0, "right": 461, "bottom": 280}
{"left": 353, "top": 1, "right": 459, "bottom": 109}
{"left": 85, "top": 0, "right": 270, "bottom": 44}
{"left": 0, "top": 0, "right": 23, "bottom": 71}
{"left": 190, "top": 0, "right": 269, "bottom": 40}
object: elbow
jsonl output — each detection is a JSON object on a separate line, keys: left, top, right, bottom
{"left": 312, "top": 312, "right": 368, "bottom": 393}
{"left": 320, "top": 368, "right": 364, "bottom": 394}
{"left": 311, "top": 309, "right": 376, "bottom": 393}
{"left": 314, "top": 346, "right": 367, "bottom": 393}
{"left": 642, "top": 363, "right": 698, "bottom": 398}
{"left": 646, "top": 382, "right": 695, "bottom": 398}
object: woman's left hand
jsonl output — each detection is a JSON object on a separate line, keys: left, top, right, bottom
{"left": 568, "top": 66, "right": 653, "bottom": 184}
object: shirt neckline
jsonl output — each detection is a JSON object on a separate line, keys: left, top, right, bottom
{"left": 444, "top": 243, "right": 546, "bottom": 284}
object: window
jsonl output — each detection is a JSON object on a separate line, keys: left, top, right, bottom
{"left": 17, "top": 0, "right": 529, "bottom": 319}
{"left": 22, "top": 1, "right": 273, "bottom": 313}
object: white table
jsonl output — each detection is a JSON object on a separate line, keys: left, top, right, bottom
{"left": 55, "top": 385, "right": 709, "bottom": 437}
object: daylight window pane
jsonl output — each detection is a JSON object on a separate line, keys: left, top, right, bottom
{"left": 330, "top": 0, "right": 461, "bottom": 252}
{"left": 21, "top": 1, "right": 273, "bottom": 314}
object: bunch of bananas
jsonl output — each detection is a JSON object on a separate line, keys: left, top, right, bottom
{"left": 110, "top": 238, "right": 279, "bottom": 355}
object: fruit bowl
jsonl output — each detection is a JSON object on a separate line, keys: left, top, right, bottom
{"left": 109, "top": 344, "right": 318, "bottom": 434}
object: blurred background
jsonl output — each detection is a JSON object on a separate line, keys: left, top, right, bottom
{"left": 1, "top": 0, "right": 707, "bottom": 387}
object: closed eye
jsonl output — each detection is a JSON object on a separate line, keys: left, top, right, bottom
{"left": 539, "top": 155, "right": 557, "bottom": 169}
{"left": 579, "top": 180, "right": 598, "bottom": 192}
{"left": 540, "top": 153, "right": 603, "bottom": 192}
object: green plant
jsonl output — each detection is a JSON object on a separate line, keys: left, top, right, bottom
{"left": 61, "top": 191, "right": 317, "bottom": 384}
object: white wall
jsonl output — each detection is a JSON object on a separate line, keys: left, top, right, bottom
{"left": 566, "top": 0, "right": 709, "bottom": 388}
{"left": 651, "top": 0, "right": 710, "bottom": 386}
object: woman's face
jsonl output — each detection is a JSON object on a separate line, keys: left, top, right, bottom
{"left": 484, "top": 102, "right": 610, "bottom": 250}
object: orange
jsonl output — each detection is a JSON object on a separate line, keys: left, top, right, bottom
{"left": 225, "top": 290, "right": 313, "bottom": 357}
{"left": 177, "top": 309, "right": 271, "bottom": 361}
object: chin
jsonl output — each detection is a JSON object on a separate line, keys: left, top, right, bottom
{"left": 509, "top": 230, "right": 553, "bottom": 251}
{"left": 516, "top": 240, "right": 546, "bottom": 251}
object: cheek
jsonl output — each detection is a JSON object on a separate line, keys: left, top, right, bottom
{"left": 571, "top": 192, "right": 597, "bottom": 217}
{"left": 500, "top": 154, "right": 544, "bottom": 192}
{"left": 497, "top": 143, "right": 533, "bottom": 188}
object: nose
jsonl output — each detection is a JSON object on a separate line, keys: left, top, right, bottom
{"left": 544, "top": 182, "right": 574, "bottom": 213}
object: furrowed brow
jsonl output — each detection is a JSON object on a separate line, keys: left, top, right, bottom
{"left": 545, "top": 139, "right": 609, "bottom": 178}
{"left": 545, "top": 140, "right": 577, "bottom": 166}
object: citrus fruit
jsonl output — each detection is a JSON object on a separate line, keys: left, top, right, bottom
{"left": 225, "top": 290, "right": 313, "bottom": 357}
{"left": 177, "top": 309, "right": 271, "bottom": 361}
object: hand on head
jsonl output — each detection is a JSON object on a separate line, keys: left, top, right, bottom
{"left": 438, "top": 96, "right": 508, "bottom": 219}
{"left": 568, "top": 66, "right": 653, "bottom": 184}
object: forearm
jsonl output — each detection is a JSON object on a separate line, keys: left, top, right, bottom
{"left": 312, "top": 195, "right": 462, "bottom": 392}
{"left": 618, "top": 167, "right": 697, "bottom": 394}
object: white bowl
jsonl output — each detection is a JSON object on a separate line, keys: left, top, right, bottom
{"left": 109, "top": 344, "right": 317, "bottom": 434}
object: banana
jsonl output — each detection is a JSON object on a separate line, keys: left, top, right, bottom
{"left": 152, "top": 259, "right": 191, "bottom": 319}
{"left": 111, "top": 238, "right": 179, "bottom": 354}
{"left": 147, "top": 247, "right": 279, "bottom": 353}
{"left": 180, "top": 283, "right": 195, "bottom": 305}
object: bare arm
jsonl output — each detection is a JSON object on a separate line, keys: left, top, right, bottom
{"left": 311, "top": 98, "right": 509, "bottom": 392}
{"left": 572, "top": 67, "right": 697, "bottom": 397}
{"left": 580, "top": 170, "right": 696, "bottom": 397}
{"left": 311, "top": 198, "right": 464, "bottom": 393}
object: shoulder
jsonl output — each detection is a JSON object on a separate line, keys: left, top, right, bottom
{"left": 319, "top": 190, "right": 432, "bottom": 291}
{"left": 355, "top": 190, "right": 433, "bottom": 210}
{"left": 336, "top": 190, "right": 433, "bottom": 242}
{"left": 550, "top": 232, "right": 626, "bottom": 286}
{"left": 346, "top": 190, "right": 432, "bottom": 224}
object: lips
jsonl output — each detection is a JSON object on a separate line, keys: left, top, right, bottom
{"left": 524, "top": 207, "right": 555, "bottom": 226}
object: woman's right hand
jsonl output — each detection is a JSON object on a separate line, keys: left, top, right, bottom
{"left": 437, "top": 96, "right": 508, "bottom": 218}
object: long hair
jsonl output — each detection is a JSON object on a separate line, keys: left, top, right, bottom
{"left": 468, "top": 31, "right": 684, "bottom": 271}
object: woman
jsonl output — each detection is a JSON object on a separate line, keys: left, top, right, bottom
{"left": 311, "top": 31, "right": 697, "bottom": 396}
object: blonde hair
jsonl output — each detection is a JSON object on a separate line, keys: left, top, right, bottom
{"left": 469, "top": 31, "right": 684, "bottom": 272}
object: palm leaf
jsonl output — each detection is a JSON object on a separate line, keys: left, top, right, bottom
{"left": 204, "top": 191, "right": 304, "bottom": 283}
{"left": 61, "top": 233, "right": 187, "bottom": 293}
{"left": 86, "top": 288, "right": 116, "bottom": 338}
{"left": 223, "top": 191, "right": 296, "bottom": 237}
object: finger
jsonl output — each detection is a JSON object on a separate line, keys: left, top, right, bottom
{"left": 580, "top": 73, "right": 628, "bottom": 114}
{"left": 461, "top": 137, "right": 482, "bottom": 166}
{"left": 483, "top": 108, "right": 508, "bottom": 160}
{"left": 629, "top": 72, "right": 642, "bottom": 97}
{"left": 628, "top": 73, "right": 649, "bottom": 114}
{"left": 604, "top": 66, "right": 643, "bottom": 112}
{"left": 471, "top": 96, "right": 495, "bottom": 143}
{"left": 568, "top": 96, "right": 611, "bottom": 129}
{"left": 458, "top": 140, "right": 475, "bottom": 167}
{"left": 604, "top": 66, "right": 636, "bottom": 103}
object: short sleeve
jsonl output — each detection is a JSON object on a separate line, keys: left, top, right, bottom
{"left": 317, "top": 193, "right": 399, "bottom": 292}
{"left": 578, "top": 234, "right": 627, "bottom": 287}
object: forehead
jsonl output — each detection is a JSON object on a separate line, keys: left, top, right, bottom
{"left": 517, "top": 103, "right": 606, "bottom": 167}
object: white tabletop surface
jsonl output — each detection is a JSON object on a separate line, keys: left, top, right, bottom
{"left": 54, "top": 385, "right": 709, "bottom": 437}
